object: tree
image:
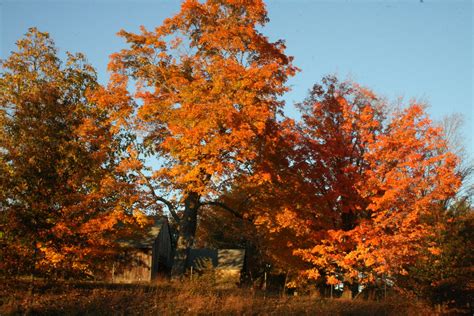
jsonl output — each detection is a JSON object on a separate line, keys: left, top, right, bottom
{"left": 439, "top": 113, "right": 473, "bottom": 201}
{"left": 395, "top": 114, "right": 473, "bottom": 309}
{"left": 294, "top": 76, "right": 384, "bottom": 232}
{"left": 0, "top": 28, "right": 144, "bottom": 278}
{"left": 259, "top": 77, "right": 460, "bottom": 289}
{"left": 96, "top": 0, "right": 297, "bottom": 273}
{"left": 398, "top": 199, "right": 473, "bottom": 308}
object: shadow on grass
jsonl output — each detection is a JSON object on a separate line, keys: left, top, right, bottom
{"left": 1, "top": 279, "right": 433, "bottom": 315}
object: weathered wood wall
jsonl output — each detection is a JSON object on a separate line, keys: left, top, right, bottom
{"left": 112, "top": 250, "right": 152, "bottom": 283}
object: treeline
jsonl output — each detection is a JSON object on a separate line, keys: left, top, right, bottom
{"left": 1, "top": 0, "right": 472, "bottom": 310}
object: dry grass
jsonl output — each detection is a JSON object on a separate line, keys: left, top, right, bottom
{"left": 0, "top": 278, "right": 434, "bottom": 315}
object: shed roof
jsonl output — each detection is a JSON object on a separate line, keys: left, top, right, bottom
{"left": 117, "top": 217, "right": 167, "bottom": 249}
{"left": 187, "top": 248, "right": 245, "bottom": 271}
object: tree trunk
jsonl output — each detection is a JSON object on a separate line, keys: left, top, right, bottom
{"left": 341, "top": 284, "right": 353, "bottom": 299}
{"left": 172, "top": 192, "right": 200, "bottom": 276}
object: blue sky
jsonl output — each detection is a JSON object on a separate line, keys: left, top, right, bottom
{"left": 2, "top": 0, "right": 472, "bottom": 159}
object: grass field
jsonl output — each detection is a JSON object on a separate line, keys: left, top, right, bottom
{"left": 0, "top": 278, "right": 437, "bottom": 315}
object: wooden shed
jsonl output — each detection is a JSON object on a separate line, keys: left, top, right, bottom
{"left": 111, "top": 218, "right": 173, "bottom": 283}
{"left": 187, "top": 248, "right": 246, "bottom": 288}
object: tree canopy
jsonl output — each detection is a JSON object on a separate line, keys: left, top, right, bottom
{"left": 0, "top": 28, "right": 144, "bottom": 277}
{"left": 93, "top": 0, "right": 297, "bottom": 272}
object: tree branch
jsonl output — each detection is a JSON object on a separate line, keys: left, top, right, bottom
{"left": 202, "top": 201, "right": 246, "bottom": 221}
{"left": 137, "top": 170, "right": 180, "bottom": 223}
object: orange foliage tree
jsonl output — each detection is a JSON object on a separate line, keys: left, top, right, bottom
{"left": 285, "top": 77, "right": 461, "bottom": 288}
{"left": 0, "top": 28, "right": 145, "bottom": 278}
{"left": 230, "top": 76, "right": 385, "bottom": 285}
{"left": 95, "top": 0, "right": 297, "bottom": 273}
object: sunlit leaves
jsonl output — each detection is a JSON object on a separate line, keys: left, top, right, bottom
{"left": 0, "top": 28, "right": 143, "bottom": 277}
{"left": 100, "top": 0, "right": 297, "bottom": 202}
{"left": 245, "top": 76, "right": 462, "bottom": 286}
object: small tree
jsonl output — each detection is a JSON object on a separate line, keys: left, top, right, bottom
{"left": 399, "top": 199, "right": 473, "bottom": 308}
{"left": 0, "top": 28, "right": 144, "bottom": 278}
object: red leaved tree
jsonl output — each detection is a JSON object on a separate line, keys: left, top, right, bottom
{"left": 289, "top": 78, "right": 460, "bottom": 289}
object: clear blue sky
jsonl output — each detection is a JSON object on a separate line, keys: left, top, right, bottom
{"left": 2, "top": 0, "right": 472, "bottom": 159}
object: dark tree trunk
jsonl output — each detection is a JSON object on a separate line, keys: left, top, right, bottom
{"left": 171, "top": 192, "right": 200, "bottom": 276}
{"left": 341, "top": 210, "right": 356, "bottom": 231}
